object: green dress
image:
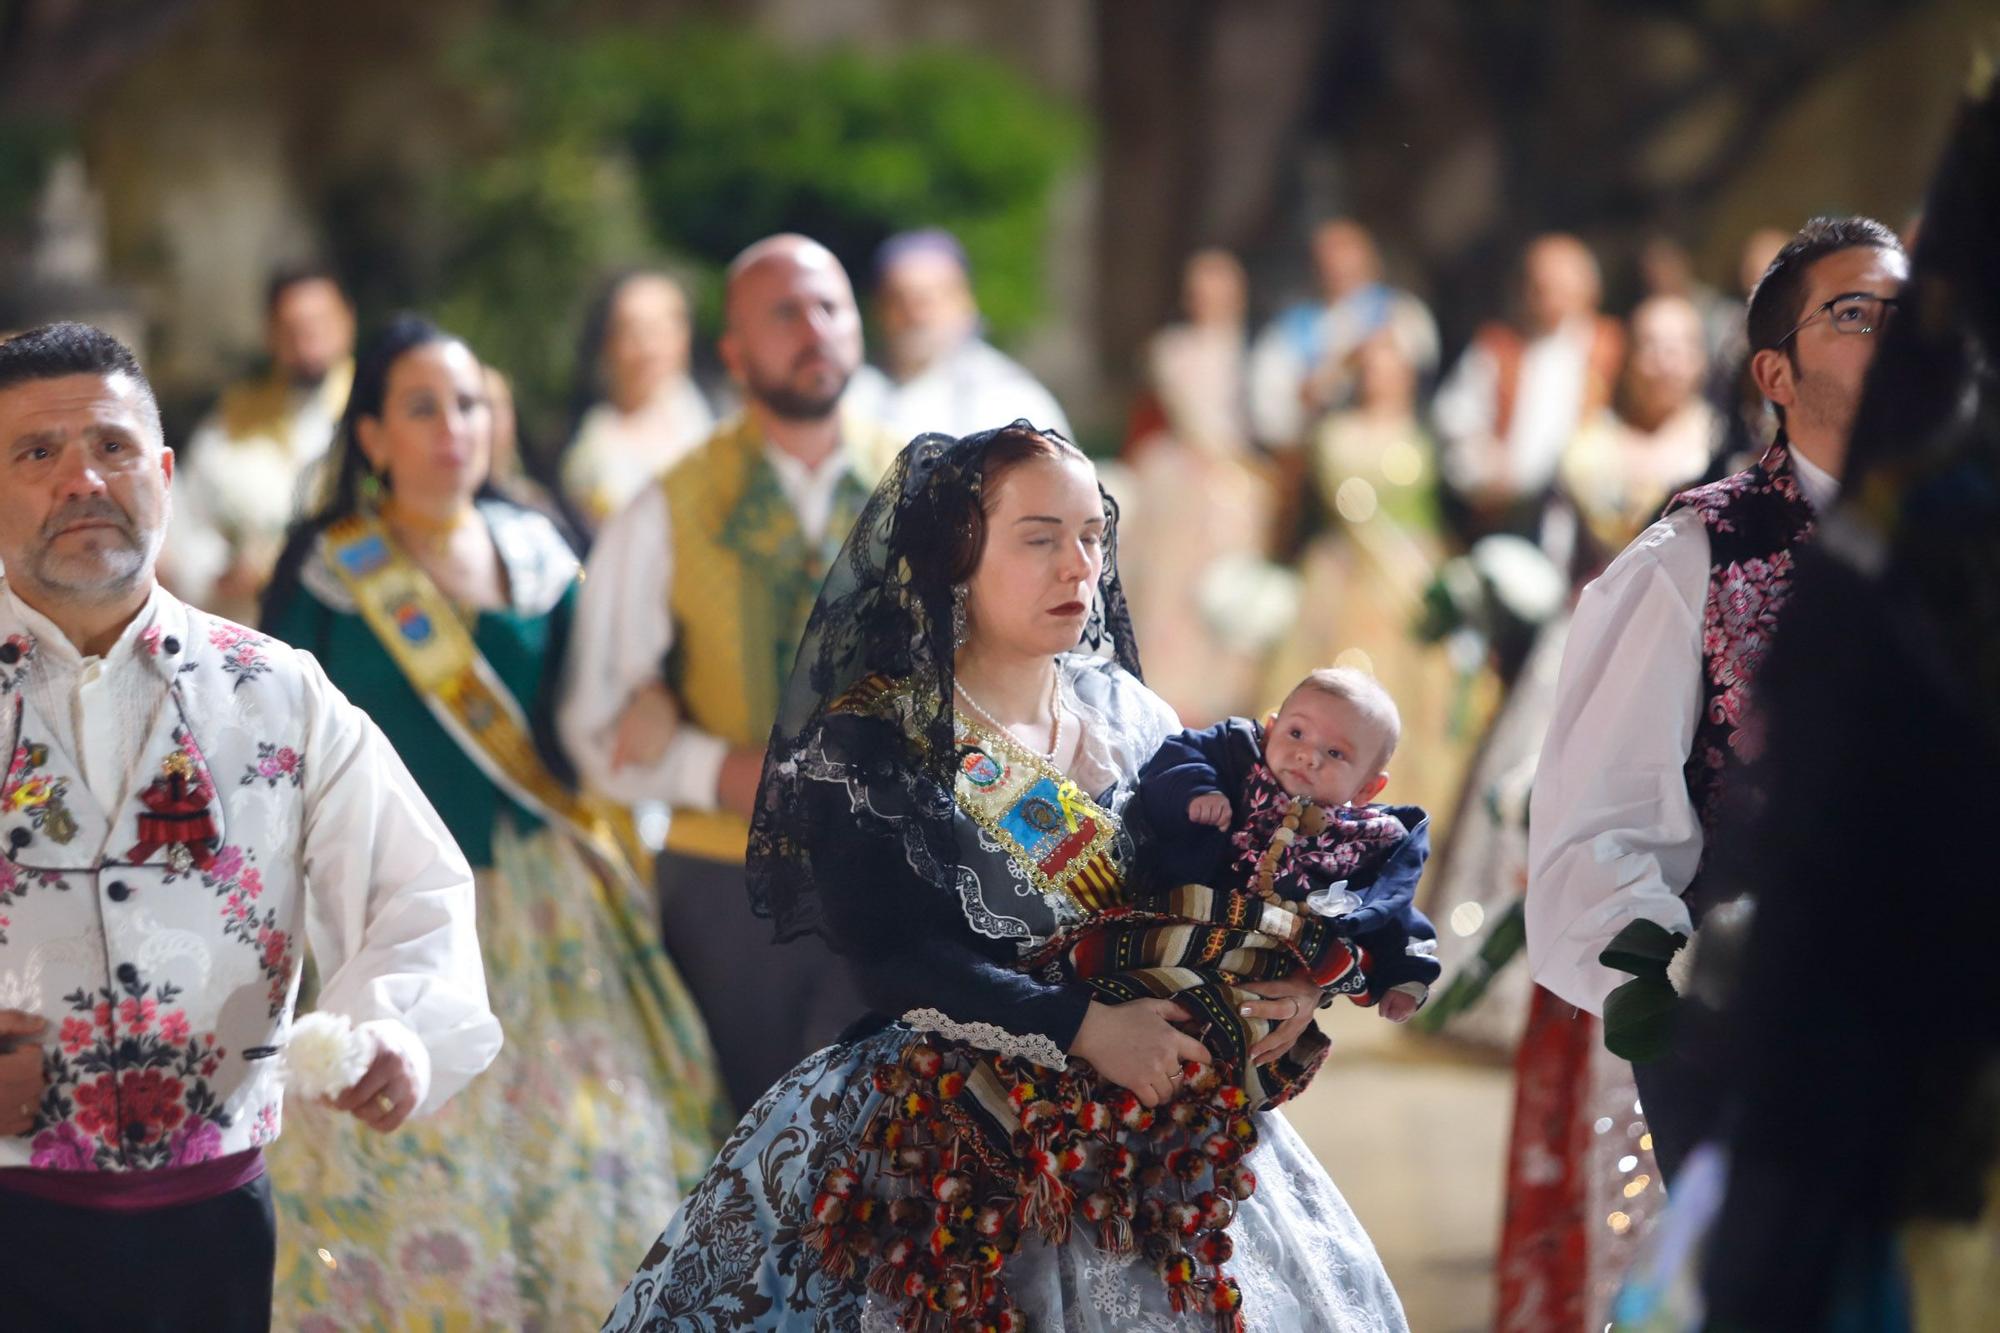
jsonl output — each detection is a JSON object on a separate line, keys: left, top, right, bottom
{"left": 262, "top": 500, "right": 728, "bottom": 1331}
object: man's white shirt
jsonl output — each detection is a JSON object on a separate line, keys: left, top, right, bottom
{"left": 557, "top": 439, "right": 852, "bottom": 812}
{"left": 1526, "top": 448, "right": 1837, "bottom": 1014}
{"left": 0, "top": 581, "right": 499, "bottom": 1164}
{"left": 1434, "top": 316, "right": 1602, "bottom": 498}
{"left": 843, "top": 338, "right": 1070, "bottom": 445}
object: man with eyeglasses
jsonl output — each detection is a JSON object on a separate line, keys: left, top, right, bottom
{"left": 1521, "top": 217, "right": 1907, "bottom": 1186}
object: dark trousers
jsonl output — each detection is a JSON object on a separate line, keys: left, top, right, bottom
{"left": 657, "top": 850, "right": 862, "bottom": 1115}
{"left": 0, "top": 1174, "right": 274, "bottom": 1331}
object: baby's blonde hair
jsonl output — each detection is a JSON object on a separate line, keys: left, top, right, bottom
{"left": 1285, "top": 666, "right": 1402, "bottom": 770}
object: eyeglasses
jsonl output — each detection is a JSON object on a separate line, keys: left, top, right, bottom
{"left": 1777, "top": 292, "right": 1901, "bottom": 346}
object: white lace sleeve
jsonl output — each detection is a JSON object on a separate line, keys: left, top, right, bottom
{"left": 901, "top": 1007, "right": 1070, "bottom": 1069}
{"left": 1062, "top": 654, "right": 1182, "bottom": 793}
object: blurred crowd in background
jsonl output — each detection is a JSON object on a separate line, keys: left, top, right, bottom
{"left": 140, "top": 207, "right": 1835, "bottom": 863}
{"left": 124, "top": 206, "right": 1861, "bottom": 1119}
{"left": 3, "top": 4, "right": 1992, "bottom": 1328}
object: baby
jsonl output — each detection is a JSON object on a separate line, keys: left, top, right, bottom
{"left": 1136, "top": 666, "right": 1439, "bottom": 1020}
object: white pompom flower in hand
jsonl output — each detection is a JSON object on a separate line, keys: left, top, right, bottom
{"left": 282, "top": 1011, "right": 374, "bottom": 1101}
{"left": 284, "top": 1011, "right": 422, "bottom": 1133}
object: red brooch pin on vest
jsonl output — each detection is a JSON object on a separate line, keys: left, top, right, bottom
{"left": 126, "top": 732, "right": 220, "bottom": 872}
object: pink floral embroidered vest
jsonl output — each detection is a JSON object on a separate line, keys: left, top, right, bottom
{"left": 1663, "top": 441, "right": 1817, "bottom": 922}
{"left": 0, "top": 596, "right": 311, "bottom": 1172}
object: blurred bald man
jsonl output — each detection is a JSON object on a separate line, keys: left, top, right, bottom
{"left": 1433, "top": 233, "right": 1626, "bottom": 538}
{"left": 843, "top": 229, "right": 1070, "bottom": 441}
{"left": 560, "top": 235, "right": 893, "bottom": 1111}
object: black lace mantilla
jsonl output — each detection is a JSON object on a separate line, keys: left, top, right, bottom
{"left": 746, "top": 422, "right": 1143, "bottom": 945}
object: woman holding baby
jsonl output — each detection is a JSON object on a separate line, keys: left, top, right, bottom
{"left": 603, "top": 422, "right": 1412, "bottom": 1331}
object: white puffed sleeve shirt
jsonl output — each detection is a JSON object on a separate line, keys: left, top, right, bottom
{"left": 0, "top": 582, "right": 499, "bottom": 1126}
{"left": 1525, "top": 448, "right": 1837, "bottom": 1015}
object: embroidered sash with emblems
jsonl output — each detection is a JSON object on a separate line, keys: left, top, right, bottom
{"left": 952, "top": 718, "right": 1122, "bottom": 915}
{"left": 321, "top": 514, "right": 640, "bottom": 894}
{"left": 954, "top": 718, "right": 1358, "bottom": 1110}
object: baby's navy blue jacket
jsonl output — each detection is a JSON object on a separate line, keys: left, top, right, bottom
{"left": 1134, "top": 717, "right": 1441, "bottom": 999}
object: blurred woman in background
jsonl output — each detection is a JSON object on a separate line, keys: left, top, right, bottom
{"left": 259, "top": 316, "right": 726, "bottom": 1329}
{"left": 1422, "top": 294, "right": 1717, "bottom": 1332}
{"left": 1117, "top": 248, "right": 1279, "bottom": 725}
{"left": 559, "top": 270, "right": 715, "bottom": 531}
{"left": 1265, "top": 327, "right": 1492, "bottom": 840}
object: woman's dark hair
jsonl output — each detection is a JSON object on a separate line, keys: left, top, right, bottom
{"left": 563, "top": 268, "right": 687, "bottom": 444}
{"left": 927, "top": 425, "right": 1092, "bottom": 586}
{"left": 261, "top": 315, "right": 499, "bottom": 629}
{"left": 318, "top": 315, "right": 461, "bottom": 520}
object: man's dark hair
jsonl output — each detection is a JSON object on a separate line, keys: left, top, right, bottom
{"left": 0, "top": 323, "right": 161, "bottom": 436}
{"left": 1744, "top": 216, "right": 1902, "bottom": 428}
{"left": 1746, "top": 216, "right": 1903, "bottom": 362}
{"left": 264, "top": 262, "right": 347, "bottom": 316}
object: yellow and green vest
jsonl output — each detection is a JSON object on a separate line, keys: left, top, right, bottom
{"left": 663, "top": 412, "right": 895, "bottom": 862}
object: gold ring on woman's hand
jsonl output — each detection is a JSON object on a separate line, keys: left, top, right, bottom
{"left": 375, "top": 1093, "right": 395, "bottom": 1115}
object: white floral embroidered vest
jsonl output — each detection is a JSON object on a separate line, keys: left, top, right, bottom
{"left": 0, "top": 593, "right": 313, "bottom": 1171}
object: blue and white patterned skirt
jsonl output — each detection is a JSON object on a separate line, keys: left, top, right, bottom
{"left": 602, "top": 1026, "right": 1409, "bottom": 1332}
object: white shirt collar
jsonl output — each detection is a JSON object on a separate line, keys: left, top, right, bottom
{"left": 1, "top": 580, "right": 163, "bottom": 669}
{"left": 761, "top": 437, "right": 853, "bottom": 546}
{"left": 762, "top": 440, "right": 844, "bottom": 488}
{"left": 1789, "top": 445, "right": 1839, "bottom": 513}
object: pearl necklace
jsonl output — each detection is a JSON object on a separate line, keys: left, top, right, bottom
{"left": 954, "top": 664, "right": 1064, "bottom": 764}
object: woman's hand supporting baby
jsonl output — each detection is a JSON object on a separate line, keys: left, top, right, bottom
{"left": 1071, "top": 999, "right": 1213, "bottom": 1108}
{"left": 1240, "top": 972, "right": 1324, "bottom": 1064}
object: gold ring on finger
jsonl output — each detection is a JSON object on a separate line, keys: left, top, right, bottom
{"left": 375, "top": 1093, "right": 395, "bottom": 1115}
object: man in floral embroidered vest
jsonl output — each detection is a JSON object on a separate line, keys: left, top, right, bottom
{"left": 560, "top": 235, "right": 899, "bottom": 1113}
{"left": 1526, "top": 217, "right": 1908, "bottom": 1182}
{"left": 0, "top": 324, "right": 501, "bottom": 1330}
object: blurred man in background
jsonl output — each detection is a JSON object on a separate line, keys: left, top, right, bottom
{"left": 1248, "top": 216, "right": 1440, "bottom": 448}
{"left": 160, "top": 263, "right": 354, "bottom": 623}
{"left": 561, "top": 234, "right": 895, "bottom": 1113}
{"left": 843, "top": 227, "right": 1069, "bottom": 442}
{"left": 1433, "top": 233, "right": 1625, "bottom": 541}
